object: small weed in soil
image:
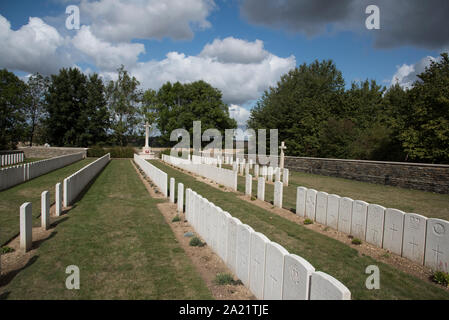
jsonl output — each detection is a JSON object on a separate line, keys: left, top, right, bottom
{"left": 172, "top": 215, "right": 181, "bottom": 222}
{"left": 432, "top": 271, "right": 449, "bottom": 287}
{"left": 219, "top": 185, "right": 224, "bottom": 188}
{"left": 251, "top": 196, "right": 256, "bottom": 201}
{"left": 214, "top": 273, "right": 242, "bottom": 286}
{"left": 1, "top": 246, "right": 15, "bottom": 254}
{"left": 304, "top": 218, "right": 313, "bottom": 225}
{"left": 189, "top": 236, "right": 205, "bottom": 247}
{"left": 351, "top": 238, "right": 362, "bottom": 245}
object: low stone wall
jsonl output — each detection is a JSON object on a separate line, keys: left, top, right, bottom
{"left": 19, "top": 146, "right": 88, "bottom": 159}
{"left": 283, "top": 157, "right": 449, "bottom": 194}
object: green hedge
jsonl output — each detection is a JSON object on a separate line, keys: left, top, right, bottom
{"left": 87, "top": 146, "right": 135, "bottom": 158}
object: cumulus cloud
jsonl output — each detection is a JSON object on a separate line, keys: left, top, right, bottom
{"left": 80, "top": 0, "right": 215, "bottom": 42}
{"left": 72, "top": 26, "right": 145, "bottom": 71}
{"left": 200, "top": 37, "right": 268, "bottom": 64}
{"left": 229, "top": 104, "right": 251, "bottom": 126}
{"left": 391, "top": 55, "right": 441, "bottom": 89}
{"left": 0, "top": 15, "right": 72, "bottom": 74}
{"left": 240, "top": 0, "right": 449, "bottom": 50}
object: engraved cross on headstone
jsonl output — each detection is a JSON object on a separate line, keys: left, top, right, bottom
{"left": 409, "top": 239, "right": 418, "bottom": 255}
{"left": 389, "top": 223, "right": 399, "bottom": 240}
{"left": 433, "top": 245, "right": 443, "bottom": 266}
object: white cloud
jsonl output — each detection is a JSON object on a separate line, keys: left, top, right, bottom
{"left": 229, "top": 104, "right": 251, "bottom": 126}
{"left": 200, "top": 37, "right": 268, "bottom": 64}
{"left": 0, "top": 15, "right": 71, "bottom": 74}
{"left": 72, "top": 26, "right": 145, "bottom": 71}
{"left": 80, "top": 0, "right": 215, "bottom": 42}
{"left": 391, "top": 55, "right": 438, "bottom": 89}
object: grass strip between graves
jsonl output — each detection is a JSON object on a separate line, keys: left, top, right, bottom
{"left": 0, "top": 159, "right": 212, "bottom": 300}
{"left": 152, "top": 160, "right": 449, "bottom": 300}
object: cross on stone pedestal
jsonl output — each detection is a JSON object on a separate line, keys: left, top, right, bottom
{"left": 279, "top": 141, "right": 287, "bottom": 169}
{"left": 144, "top": 121, "right": 150, "bottom": 148}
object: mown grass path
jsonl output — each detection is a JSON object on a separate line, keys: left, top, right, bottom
{"left": 0, "top": 158, "right": 95, "bottom": 245}
{"left": 153, "top": 160, "right": 449, "bottom": 300}
{"left": 0, "top": 160, "right": 212, "bottom": 299}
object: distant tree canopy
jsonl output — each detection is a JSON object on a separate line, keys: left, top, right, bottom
{"left": 248, "top": 54, "right": 449, "bottom": 164}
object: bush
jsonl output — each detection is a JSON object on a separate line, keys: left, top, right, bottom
{"left": 87, "top": 146, "right": 106, "bottom": 157}
{"left": 351, "top": 238, "right": 362, "bottom": 245}
{"left": 189, "top": 236, "right": 205, "bottom": 247}
{"left": 304, "top": 218, "right": 313, "bottom": 225}
{"left": 432, "top": 271, "right": 449, "bottom": 287}
{"left": 87, "top": 146, "right": 135, "bottom": 158}
{"left": 214, "top": 273, "right": 242, "bottom": 286}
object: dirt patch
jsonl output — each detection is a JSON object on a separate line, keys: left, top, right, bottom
{"left": 134, "top": 160, "right": 254, "bottom": 300}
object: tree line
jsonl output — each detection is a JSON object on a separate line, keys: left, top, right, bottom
{"left": 248, "top": 53, "right": 449, "bottom": 164}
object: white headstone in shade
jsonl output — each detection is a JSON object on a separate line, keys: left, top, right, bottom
{"left": 315, "top": 192, "right": 328, "bottom": 225}
{"left": 245, "top": 174, "right": 253, "bottom": 196}
{"left": 236, "top": 224, "right": 254, "bottom": 287}
{"left": 177, "top": 183, "right": 184, "bottom": 213}
{"left": 366, "top": 204, "right": 385, "bottom": 247}
{"left": 296, "top": 187, "right": 307, "bottom": 217}
{"left": 283, "top": 168, "right": 289, "bottom": 186}
{"left": 274, "top": 181, "right": 283, "bottom": 208}
{"left": 55, "top": 182, "right": 62, "bottom": 217}
{"left": 275, "top": 167, "right": 281, "bottom": 182}
{"left": 402, "top": 213, "right": 427, "bottom": 264}
{"left": 425, "top": 218, "right": 449, "bottom": 273}
{"left": 267, "top": 167, "right": 273, "bottom": 182}
{"left": 254, "top": 164, "right": 259, "bottom": 178}
{"left": 351, "top": 200, "right": 368, "bottom": 240}
{"left": 282, "top": 254, "right": 315, "bottom": 300}
{"left": 262, "top": 166, "right": 267, "bottom": 178}
{"left": 305, "top": 189, "right": 317, "bottom": 220}
{"left": 41, "top": 190, "right": 50, "bottom": 230}
{"left": 226, "top": 216, "right": 242, "bottom": 274}
{"left": 169, "top": 177, "right": 175, "bottom": 203}
{"left": 240, "top": 163, "right": 245, "bottom": 175}
{"left": 382, "top": 208, "right": 405, "bottom": 255}
{"left": 337, "top": 197, "right": 353, "bottom": 234}
{"left": 250, "top": 232, "right": 270, "bottom": 300}
{"left": 20, "top": 202, "right": 32, "bottom": 252}
{"left": 310, "top": 271, "right": 351, "bottom": 300}
{"left": 257, "top": 177, "right": 265, "bottom": 201}
{"left": 263, "top": 242, "right": 289, "bottom": 300}
{"left": 245, "top": 163, "right": 250, "bottom": 176}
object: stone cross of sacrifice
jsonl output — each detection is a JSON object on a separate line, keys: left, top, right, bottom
{"left": 279, "top": 141, "right": 287, "bottom": 169}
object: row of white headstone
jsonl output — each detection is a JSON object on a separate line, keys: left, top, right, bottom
{"left": 182, "top": 187, "right": 351, "bottom": 300}
{"left": 134, "top": 154, "right": 168, "bottom": 197}
{"left": 1, "top": 152, "right": 24, "bottom": 167}
{"left": 0, "top": 152, "right": 85, "bottom": 191}
{"left": 162, "top": 154, "right": 237, "bottom": 191}
{"left": 234, "top": 162, "right": 289, "bottom": 186}
{"left": 294, "top": 187, "right": 449, "bottom": 273}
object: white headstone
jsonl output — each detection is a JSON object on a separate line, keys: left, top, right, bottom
{"left": 382, "top": 208, "right": 404, "bottom": 255}
{"left": 240, "top": 163, "right": 245, "bottom": 175}
{"left": 351, "top": 200, "right": 368, "bottom": 240}
{"left": 275, "top": 167, "right": 281, "bottom": 182}
{"left": 236, "top": 224, "right": 254, "bottom": 286}
{"left": 254, "top": 164, "right": 259, "bottom": 178}
{"left": 246, "top": 174, "right": 253, "bottom": 196}
{"left": 310, "top": 271, "right": 351, "bottom": 300}
{"left": 217, "top": 211, "right": 231, "bottom": 261}
{"left": 169, "top": 177, "right": 175, "bottom": 203}
{"left": 177, "top": 183, "right": 184, "bottom": 213}
{"left": 305, "top": 189, "right": 318, "bottom": 220}
{"left": 402, "top": 213, "right": 427, "bottom": 264}
{"left": 264, "top": 242, "right": 289, "bottom": 300}
{"left": 338, "top": 197, "right": 353, "bottom": 234}
{"left": 283, "top": 168, "right": 289, "bottom": 186}
{"left": 274, "top": 181, "right": 283, "bottom": 208}
{"left": 366, "top": 204, "right": 385, "bottom": 247}
{"left": 261, "top": 166, "right": 267, "bottom": 179}
{"left": 282, "top": 254, "right": 315, "bottom": 300}
{"left": 245, "top": 163, "right": 250, "bottom": 176}
{"left": 20, "top": 202, "right": 32, "bottom": 252}
{"left": 55, "top": 182, "right": 62, "bottom": 216}
{"left": 326, "top": 194, "right": 340, "bottom": 230}
{"left": 41, "top": 190, "right": 50, "bottom": 230}
{"left": 315, "top": 192, "right": 328, "bottom": 225}
{"left": 249, "top": 232, "right": 270, "bottom": 299}
{"left": 226, "top": 216, "right": 242, "bottom": 274}
{"left": 267, "top": 167, "right": 273, "bottom": 182}
{"left": 257, "top": 177, "right": 265, "bottom": 201}
{"left": 424, "top": 218, "right": 449, "bottom": 272}
{"left": 296, "top": 187, "right": 307, "bottom": 217}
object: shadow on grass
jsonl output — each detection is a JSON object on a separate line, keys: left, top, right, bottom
{"left": 71, "top": 162, "right": 109, "bottom": 204}
{"left": 32, "top": 231, "right": 57, "bottom": 250}
{"left": 0, "top": 255, "right": 39, "bottom": 289}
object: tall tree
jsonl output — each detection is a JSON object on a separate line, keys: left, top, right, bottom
{"left": 0, "top": 69, "right": 27, "bottom": 149}
{"left": 25, "top": 73, "right": 49, "bottom": 146}
{"left": 106, "top": 65, "right": 142, "bottom": 146}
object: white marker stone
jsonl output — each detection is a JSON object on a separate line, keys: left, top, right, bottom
{"left": 20, "top": 202, "right": 32, "bottom": 252}
{"left": 425, "top": 218, "right": 449, "bottom": 272}
{"left": 315, "top": 192, "right": 328, "bottom": 225}
{"left": 240, "top": 163, "right": 245, "bottom": 175}
{"left": 283, "top": 168, "right": 289, "bottom": 186}
{"left": 55, "top": 182, "right": 62, "bottom": 217}
{"left": 338, "top": 197, "right": 353, "bottom": 234}
{"left": 226, "top": 216, "right": 242, "bottom": 274}
{"left": 267, "top": 167, "right": 273, "bottom": 182}
{"left": 383, "top": 208, "right": 404, "bottom": 255}
{"left": 217, "top": 211, "right": 231, "bottom": 261}
{"left": 366, "top": 204, "right": 385, "bottom": 247}
{"left": 275, "top": 167, "right": 281, "bottom": 182}
{"left": 236, "top": 224, "right": 254, "bottom": 287}
{"left": 264, "top": 242, "right": 289, "bottom": 300}
{"left": 261, "top": 166, "right": 267, "bottom": 179}
{"left": 169, "top": 177, "right": 175, "bottom": 203}
{"left": 250, "top": 232, "right": 270, "bottom": 299}
{"left": 245, "top": 174, "right": 253, "bottom": 196}
{"left": 254, "top": 164, "right": 259, "bottom": 178}
{"left": 305, "top": 189, "right": 318, "bottom": 221}
{"left": 274, "top": 181, "right": 283, "bottom": 208}
{"left": 282, "top": 254, "right": 315, "bottom": 300}
{"left": 296, "top": 187, "right": 307, "bottom": 217}
{"left": 257, "top": 177, "right": 265, "bottom": 201}
{"left": 310, "top": 271, "right": 351, "bottom": 300}
{"left": 41, "top": 190, "right": 50, "bottom": 230}
{"left": 402, "top": 213, "right": 427, "bottom": 264}
{"left": 177, "top": 183, "right": 184, "bottom": 213}
{"left": 351, "top": 200, "right": 368, "bottom": 240}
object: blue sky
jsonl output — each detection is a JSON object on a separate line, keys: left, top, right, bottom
{"left": 0, "top": 0, "right": 447, "bottom": 126}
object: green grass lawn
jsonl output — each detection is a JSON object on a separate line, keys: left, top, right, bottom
{"left": 0, "top": 158, "right": 94, "bottom": 245}
{"left": 154, "top": 160, "right": 449, "bottom": 300}
{"left": 0, "top": 160, "right": 212, "bottom": 300}
{"left": 228, "top": 165, "right": 449, "bottom": 220}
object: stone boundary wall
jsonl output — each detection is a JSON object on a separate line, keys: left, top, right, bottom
{"left": 19, "top": 146, "right": 88, "bottom": 159}
{"left": 63, "top": 154, "right": 110, "bottom": 206}
{"left": 134, "top": 154, "right": 168, "bottom": 197}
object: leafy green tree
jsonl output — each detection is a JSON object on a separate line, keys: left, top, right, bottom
{"left": 0, "top": 69, "right": 28, "bottom": 149}
{"left": 25, "top": 73, "right": 49, "bottom": 146}
{"left": 106, "top": 65, "right": 142, "bottom": 146}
